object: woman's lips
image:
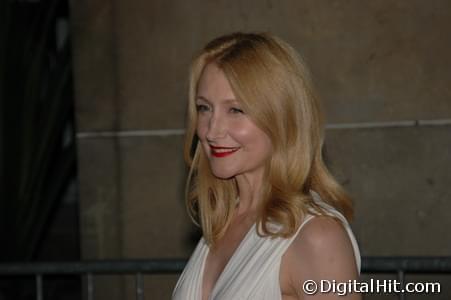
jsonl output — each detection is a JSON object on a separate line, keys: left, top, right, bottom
{"left": 210, "top": 146, "right": 240, "bottom": 157}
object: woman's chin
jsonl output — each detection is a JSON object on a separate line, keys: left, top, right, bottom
{"left": 211, "top": 169, "right": 236, "bottom": 180}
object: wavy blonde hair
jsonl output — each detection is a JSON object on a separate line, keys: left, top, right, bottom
{"left": 184, "top": 32, "right": 352, "bottom": 246}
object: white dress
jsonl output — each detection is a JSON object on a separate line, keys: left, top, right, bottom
{"left": 172, "top": 191, "right": 361, "bottom": 300}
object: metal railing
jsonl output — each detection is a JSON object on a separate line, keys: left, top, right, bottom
{"left": 0, "top": 257, "right": 450, "bottom": 300}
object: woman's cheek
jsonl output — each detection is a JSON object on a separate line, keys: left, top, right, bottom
{"left": 234, "top": 120, "right": 261, "bottom": 143}
{"left": 196, "top": 120, "right": 207, "bottom": 140}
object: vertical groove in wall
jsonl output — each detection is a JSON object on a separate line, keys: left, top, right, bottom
{"left": 110, "top": 0, "right": 125, "bottom": 297}
{"left": 111, "top": 0, "right": 124, "bottom": 249}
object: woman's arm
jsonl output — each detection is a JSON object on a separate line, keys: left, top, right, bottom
{"left": 280, "top": 216, "right": 361, "bottom": 300}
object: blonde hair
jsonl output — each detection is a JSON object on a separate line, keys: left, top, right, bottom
{"left": 184, "top": 32, "right": 352, "bottom": 246}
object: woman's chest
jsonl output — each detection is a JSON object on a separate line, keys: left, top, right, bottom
{"left": 201, "top": 222, "right": 256, "bottom": 299}
{"left": 174, "top": 223, "right": 291, "bottom": 300}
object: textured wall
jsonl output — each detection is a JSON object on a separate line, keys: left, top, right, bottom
{"left": 71, "top": 0, "right": 451, "bottom": 298}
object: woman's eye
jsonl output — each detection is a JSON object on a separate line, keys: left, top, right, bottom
{"left": 230, "top": 107, "right": 244, "bottom": 114}
{"left": 196, "top": 104, "right": 209, "bottom": 112}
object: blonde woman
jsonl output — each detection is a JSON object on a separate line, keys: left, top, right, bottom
{"left": 173, "top": 32, "right": 361, "bottom": 300}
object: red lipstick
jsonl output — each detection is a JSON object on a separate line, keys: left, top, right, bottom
{"left": 210, "top": 145, "right": 240, "bottom": 158}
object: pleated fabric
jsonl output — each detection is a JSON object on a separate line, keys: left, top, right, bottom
{"left": 172, "top": 191, "right": 361, "bottom": 300}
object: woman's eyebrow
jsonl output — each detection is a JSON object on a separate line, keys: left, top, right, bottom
{"left": 224, "top": 98, "right": 239, "bottom": 104}
{"left": 195, "top": 96, "right": 210, "bottom": 103}
{"left": 195, "top": 96, "right": 238, "bottom": 103}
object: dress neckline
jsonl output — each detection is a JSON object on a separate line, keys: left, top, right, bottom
{"left": 199, "top": 222, "right": 257, "bottom": 300}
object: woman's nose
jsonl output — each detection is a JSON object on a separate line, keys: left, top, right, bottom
{"left": 206, "top": 113, "right": 227, "bottom": 140}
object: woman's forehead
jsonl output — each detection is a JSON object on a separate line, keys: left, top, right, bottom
{"left": 196, "top": 63, "right": 237, "bottom": 102}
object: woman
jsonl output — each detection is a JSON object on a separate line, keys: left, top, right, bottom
{"left": 173, "top": 32, "right": 361, "bottom": 300}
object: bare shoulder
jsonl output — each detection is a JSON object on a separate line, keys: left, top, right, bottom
{"left": 292, "top": 216, "right": 352, "bottom": 252}
{"left": 280, "top": 215, "right": 360, "bottom": 299}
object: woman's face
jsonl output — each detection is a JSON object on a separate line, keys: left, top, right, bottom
{"left": 195, "top": 63, "right": 272, "bottom": 180}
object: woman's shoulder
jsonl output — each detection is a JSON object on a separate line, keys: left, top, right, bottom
{"left": 280, "top": 215, "right": 360, "bottom": 298}
{"left": 278, "top": 186, "right": 361, "bottom": 298}
{"left": 288, "top": 190, "right": 360, "bottom": 271}
{"left": 289, "top": 214, "right": 354, "bottom": 259}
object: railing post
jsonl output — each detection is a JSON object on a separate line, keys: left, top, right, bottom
{"left": 36, "top": 274, "right": 43, "bottom": 300}
{"left": 397, "top": 270, "right": 405, "bottom": 300}
{"left": 86, "top": 273, "right": 94, "bottom": 300}
{"left": 136, "top": 272, "right": 144, "bottom": 300}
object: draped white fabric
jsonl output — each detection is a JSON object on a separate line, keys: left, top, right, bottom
{"left": 172, "top": 191, "right": 361, "bottom": 300}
